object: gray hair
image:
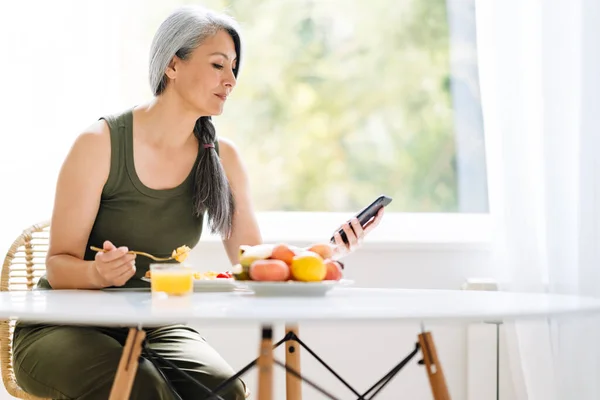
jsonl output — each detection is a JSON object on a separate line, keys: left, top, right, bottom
{"left": 149, "top": 6, "right": 242, "bottom": 96}
{"left": 149, "top": 6, "right": 242, "bottom": 238}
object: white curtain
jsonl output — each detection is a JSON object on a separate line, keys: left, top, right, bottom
{"left": 477, "top": 0, "right": 600, "bottom": 398}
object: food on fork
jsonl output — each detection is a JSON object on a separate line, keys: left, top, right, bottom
{"left": 90, "top": 244, "right": 191, "bottom": 263}
{"left": 171, "top": 245, "right": 191, "bottom": 263}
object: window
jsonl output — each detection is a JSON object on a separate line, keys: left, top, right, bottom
{"left": 121, "top": 0, "right": 488, "bottom": 214}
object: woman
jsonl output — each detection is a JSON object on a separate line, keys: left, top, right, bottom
{"left": 12, "top": 5, "right": 384, "bottom": 400}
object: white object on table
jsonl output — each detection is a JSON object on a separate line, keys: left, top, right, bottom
{"left": 234, "top": 279, "right": 354, "bottom": 297}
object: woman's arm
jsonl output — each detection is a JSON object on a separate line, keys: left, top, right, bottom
{"left": 45, "top": 120, "right": 112, "bottom": 289}
{"left": 218, "top": 138, "right": 262, "bottom": 264}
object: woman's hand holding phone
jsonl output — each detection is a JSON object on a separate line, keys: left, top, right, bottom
{"left": 331, "top": 206, "right": 385, "bottom": 258}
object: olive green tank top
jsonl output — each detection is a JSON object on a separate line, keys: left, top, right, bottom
{"left": 39, "top": 108, "right": 212, "bottom": 289}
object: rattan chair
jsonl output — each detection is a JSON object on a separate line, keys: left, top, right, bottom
{"left": 1, "top": 221, "right": 50, "bottom": 400}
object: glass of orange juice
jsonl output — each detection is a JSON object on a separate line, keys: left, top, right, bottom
{"left": 150, "top": 263, "right": 194, "bottom": 297}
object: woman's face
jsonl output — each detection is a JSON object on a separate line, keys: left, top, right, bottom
{"left": 166, "top": 29, "right": 237, "bottom": 116}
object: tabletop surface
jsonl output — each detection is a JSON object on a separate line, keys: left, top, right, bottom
{"left": 2, "top": 288, "right": 600, "bottom": 327}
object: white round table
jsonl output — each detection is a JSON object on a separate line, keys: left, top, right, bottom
{"left": 2, "top": 288, "right": 600, "bottom": 400}
{"left": 1, "top": 288, "right": 599, "bottom": 326}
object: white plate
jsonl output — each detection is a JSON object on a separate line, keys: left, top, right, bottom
{"left": 234, "top": 279, "right": 354, "bottom": 297}
{"left": 141, "top": 277, "right": 237, "bottom": 292}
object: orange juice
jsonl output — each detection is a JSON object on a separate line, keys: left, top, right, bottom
{"left": 150, "top": 265, "right": 193, "bottom": 296}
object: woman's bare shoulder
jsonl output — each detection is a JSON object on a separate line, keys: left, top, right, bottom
{"left": 62, "top": 119, "right": 111, "bottom": 183}
{"left": 217, "top": 137, "right": 239, "bottom": 160}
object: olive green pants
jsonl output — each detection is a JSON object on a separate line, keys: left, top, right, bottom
{"left": 13, "top": 324, "right": 246, "bottom": 400}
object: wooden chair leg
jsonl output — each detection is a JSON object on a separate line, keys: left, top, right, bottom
{"left": 285, "top": 325, "right": 302, "bottom": 400}
{"left": 257, "top": 326, "right": 274, "bottom": 400}
{"left": 109, "top": 328, "right": 146, "bottom": 400}
{"left": 418, "top": 331, "right": 451, "bottom": 400}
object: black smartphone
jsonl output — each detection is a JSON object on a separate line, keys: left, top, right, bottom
{"left": 330, "top": 195, "right": 393, "bottom": 244}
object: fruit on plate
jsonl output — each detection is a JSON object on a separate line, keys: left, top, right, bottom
{"left": 239, "top": 245, "right": 251, "bottom": 259}
{"left": 194, "top": 271, "right": 233, "bottom": 280}
{"left": 307, "top": 243, "right": 334, "bottom": 260}
{"left": 232, "top": 264, "right": 250, "bottom": 281}
{"left": 234, "top": 243, "right": 344, "bottom": 283}
{"left": 290, "top": 251, "right": 327, "bottom": 282}
{"left": 239, "top": 244, "right": 275, "bottom": 267}
{"left": 270, "top": 244, "right": 296, "bottom": 265}
{"left": 249, "top": 259, "right": 290, "bottom": 281}
{"left": 324, "top": 259, "right": 343, "bottom": 281}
